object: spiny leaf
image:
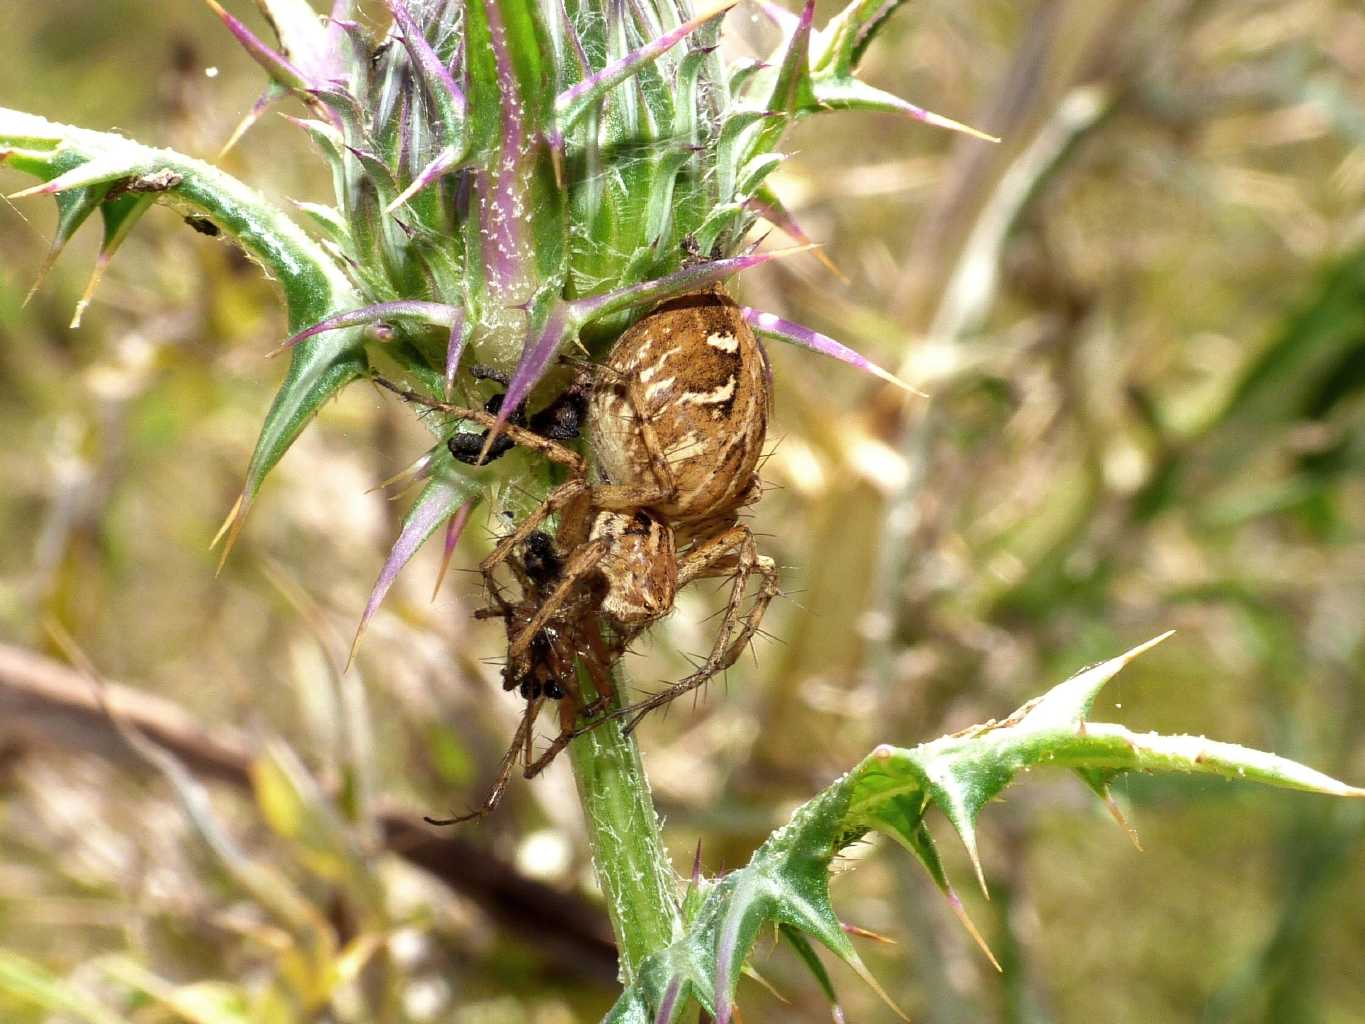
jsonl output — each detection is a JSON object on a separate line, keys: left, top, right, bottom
{"left": 7, "top": 157, "right": 155, "bottom": 199}
{"left": 22, "top": 181, "right": 111, "bottom": 304}
{"left": 218, "top": 333, "right": 368, "bottom": 569}
{"left": 810, "top": 76, "right": 999, "bottom": 142}
{"left": 607, "top": 636, "right": 1363, "bottom": 1022}
{"left": 779, "top": 925, "right": 840, "bottom": 1009}
{"left": 1, "top": 110, "right": 361, "bottom": 559}
{"left": 272, "top": 299, "right": 463, "bottom": 356}
{"left": 70, "top": 193, "right": 156, "bottom": 328}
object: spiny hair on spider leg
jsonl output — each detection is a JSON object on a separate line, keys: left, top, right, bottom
{"left": 755, "top": 450, "right": 785, "bottom": 475}
{"left": 469, "top": 364, "right": 512, "bottom": 386}
{"left": 751, "top": 625, "right": 784, "bottom": 647}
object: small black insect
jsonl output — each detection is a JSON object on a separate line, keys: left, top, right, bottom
{"left": 520, "top": 531, "right": 562, "bottom": 588}
{"left": 446, "top": 367, "right": 587, "bottom": 466}
{"left": 448, "top": 391, "right": 519, "bottom": 463}
{"left": 184, "top": 215, "right": 220, "bottom": 237}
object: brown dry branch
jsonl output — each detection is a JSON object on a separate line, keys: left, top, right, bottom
{"left": 0, "top": 642, "right": 617, "bottom": 985}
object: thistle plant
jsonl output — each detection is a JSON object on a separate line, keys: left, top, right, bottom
{"left": 2, "top": 2, "right": 1361, "bottom": 1022}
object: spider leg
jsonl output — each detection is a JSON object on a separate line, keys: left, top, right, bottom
{"left": 625, "top": 379, "right": 678, "bottom": 497}
{"left": 373, "top": 375, "right": 585, "bottom": 472}
{"left": 480, "top": 478, "right": 589, "bottom": 583}
{"left": 524, "top": 698, "right": 581, "bottom": 779}
{"left": 424, "top": 696, "right": 543, "bottom": 825}
{"left": 585, "top": 375, "right": 680, "bottom": 513}
{"left": 475, "top": 558, "right": 521, "bottom": 622}
{"left": 675, "top": 524, "right": 748, "bottom": 588}
{"left": 614, "top": 526, "right": 780, "bottom": 735}
{"left": 581, "top": 627, "right": 621, "bottom": 708}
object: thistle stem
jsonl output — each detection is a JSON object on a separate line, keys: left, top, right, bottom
{"left": 569, "top": 659, "right": 680, "bottom": 984}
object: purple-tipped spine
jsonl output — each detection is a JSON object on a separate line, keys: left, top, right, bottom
{"left": 479, "top": 0, "right": 536, "bottom": 296}
{"left": 554, "top": 0, "right": 739, "bottom": 127}
{"left": 740, "top": 307, "right": 923, "bottom": 394}
{"left": 385, "top": 0, "right": 468, "bottom": 119}
{"left": 444, "top": 309, "right": 468, "bottom": 395}
{"left": 352, "top": 482, "right": 468, "bottom": 664}
{"left": 203, "top": 0, "right": 313, "bottom": 92}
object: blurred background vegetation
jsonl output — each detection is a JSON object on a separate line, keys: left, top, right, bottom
{"left": 1, "top": 1, "right": 1362, "bottom": 1021}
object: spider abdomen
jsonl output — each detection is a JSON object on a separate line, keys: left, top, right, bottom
{"left": 588, "top": 285, "right": 770, "bottom": 525}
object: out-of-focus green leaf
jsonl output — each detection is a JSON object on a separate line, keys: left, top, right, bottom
{"left": 99, "top": 958, "right": 250, "bottom": 1024}
{"left": 1138, "top": 246, "right": 1365, "bottom": 521}
{"left": 251, "top": 741, "right": 386, "bottom": 919}
{"left": 0, "top": 951, "right": 130, "bottom": 1024}
{"left": 98, "top": 709, "right": 340, "bottom": 1009}
{"left": 325, "top": 932, "right": 388, "bottom": 999}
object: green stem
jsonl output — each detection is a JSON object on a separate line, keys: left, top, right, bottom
{"left": 569, "top": 661, "right": 681, "bottom": 984}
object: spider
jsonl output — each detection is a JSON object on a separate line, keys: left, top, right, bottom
{"left": 473, "top": 283, "right": 781, "bottom": 735}
{"left": 385, "top": 282, "right": 778, "bottom": 822}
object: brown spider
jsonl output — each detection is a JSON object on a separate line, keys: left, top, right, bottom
{"left": 386, "top": 283, "right": 778, "bottom": 821}
{"left": 477, "top": 283, "right": 780, "bottom": 735}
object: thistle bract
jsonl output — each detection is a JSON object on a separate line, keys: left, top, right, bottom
{"left": 8, "top": 0, "right": 990, "bottom": 614}
{"left": 226, "top": 0, "right": 989, "bottom": 570}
